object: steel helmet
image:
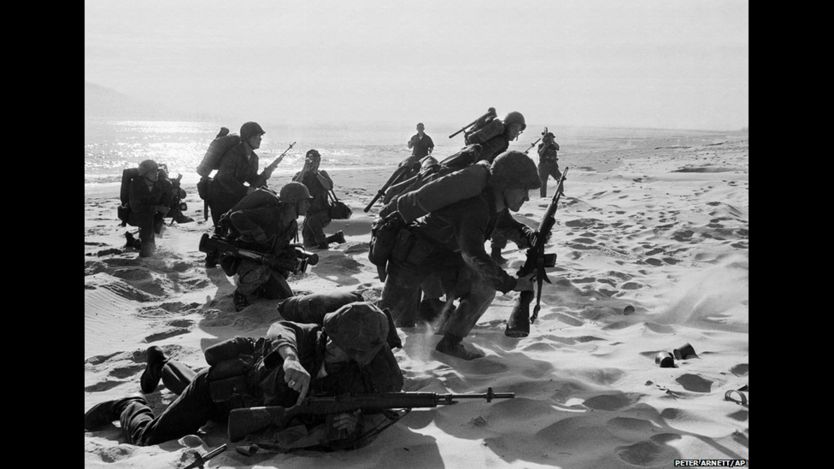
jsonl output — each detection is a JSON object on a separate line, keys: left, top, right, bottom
{"left": 503, "top": 111, "right": 526, "bottom": 131}
{"left": 137, "top": 159, "right": 159, "bottom": 176}
{"left": 279, "top": 181, "right": 314, "bottom": 204}
{"left": 240, "top": 121, "right": 266, "bottom": 141}
{"left": 323, "top": 302, "right": 389, "bottom": 365}
{"left": 489, "top": 150, "right": 541, "bottom": 190}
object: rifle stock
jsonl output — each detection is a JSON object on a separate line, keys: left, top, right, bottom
{"left": 227, "top": 388, "right": 514, "bottom": 442}
{"left": 505, "top": 167, "right": 569, "bottom": 338}
{"left": 364, "top": 165, "right": 409, "bottom": 212}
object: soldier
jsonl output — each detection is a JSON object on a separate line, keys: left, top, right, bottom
{"left": 219, "top": 182, "right": 313, "bottom": 311}
{"left": 379, "top": 151, "right": 541, "bottom": 360}
{"left": 84, "top": 303, "right": 404, "bottom": 449}
{"left": 122, "top": 159, "right": 172, "bottom": 257}
{"left": 292, "top": 149, "right": 346, "bottom": 249}
{"left": 207, "top": 121, "right": 278, "bottom": 226}
{"left": 537, "top": 130, "right": 562, "bottom": 198}
{"left": 400, "top": 122, "right": 435, "bottom": 179}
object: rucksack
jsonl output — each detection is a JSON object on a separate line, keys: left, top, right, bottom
{"left": 394, "top": 161, "right": 491, "bottom": 223}
{"left": 196, "top": 127, "right": 241, "bottom": 178}
{"left": 465, "top": 118, "right": 504, "bottom": 145}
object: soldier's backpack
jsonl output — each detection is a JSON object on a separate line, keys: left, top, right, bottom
{"left": 196, "top": 127, "right": 241, "bottom": 205}
{"left": 196, "top": 127, "right": 241, "bottom": 178}
{"left": 368, "top": 161, "right": 492, "bottom": 280}
{"left": 465, "top": 117, "right": 504, "bottom": 145}
{"left": 117, "top": 168, "right": 141, "bottom": 224}
{"left": 215, "top": 187, "right": 281, "bottom": 237}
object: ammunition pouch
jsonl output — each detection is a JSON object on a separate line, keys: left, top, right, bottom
{"left": 117, "top": 205, "right": 131, "bottom": 224}
{"left": 197, "top": 177, "right": 212, "bottom": 201}
{"left": 207, "top": 358, "right": 255, "bottom": 405}
{"left": 368, "top": 213, "right": 406, "bottom": 267}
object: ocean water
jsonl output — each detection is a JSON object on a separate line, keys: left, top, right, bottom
{"left": 85, "top": 118, "right": 730, "bottom": 191}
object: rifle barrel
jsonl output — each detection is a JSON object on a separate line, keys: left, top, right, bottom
{"left": 448, "top": 109, "right": 496, "bottom": 139}
{"left": 364, "top": 165, "right": 409, "bottom": 212}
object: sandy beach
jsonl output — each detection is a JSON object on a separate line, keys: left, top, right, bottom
{"left": 84, "top": 129, "right": 748, "bottom": 468}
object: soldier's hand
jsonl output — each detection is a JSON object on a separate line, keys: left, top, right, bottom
{"left": 513, "top": 273, "right": 535, "bottom": 292}
{"left": 282, "top": 356, "right": 311, "bottom": 404}
{"left": 529, "top": 230, "right": 551, "bottom": 246}
{"left": 330, "top": 410, "right": 361, "bottom": 433}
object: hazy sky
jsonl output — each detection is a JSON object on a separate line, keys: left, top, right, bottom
{"left": 85, "top": 0, "right": 748, "bottom": 131}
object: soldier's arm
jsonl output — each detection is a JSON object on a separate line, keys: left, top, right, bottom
{"left": 456, "top": 210, "right": 517, "bottom": 294}
{"left": 496, "top": 211, "right": 535, "bottom": 249}
{"left": 316, "top": 170, "right": 334, "bottom": 191}
{"left": 229, "top": 208, "right": 271, "bottom": 244}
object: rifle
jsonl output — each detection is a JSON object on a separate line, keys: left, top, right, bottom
{"left": 448, "top": 107, "right": 497, "bottom": 139}
{"left": 265, "top": 141, "right": 296, "bottom": 172}
{"left": 523, "top": 127, "right": 549, "bottom": 155}
{"left": 167, "top": 173, "right": 189, "bottom": 225}
{"left": 523, "top": 136, "right": 542, "bottom": 155}
{"left": 183, "top": 443, "right": 227, "bottom": 469}
{"left": 364, "top": 164, "right": 410, "bottom": 212}
{"left": 227, "top": 387, "right": 514, "bottom": 442}
{"left": 198, "top": 233, "right": 319, "bottom": 275}
{"left": 505, "top": 167, "right": 569, "bottom": 338}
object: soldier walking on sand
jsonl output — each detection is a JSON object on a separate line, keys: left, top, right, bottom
{"left": 537, "top": 130, "right": 562, "bottom": 198}
{"left": 379, "top": 151, "right": 541, "bottom": 360}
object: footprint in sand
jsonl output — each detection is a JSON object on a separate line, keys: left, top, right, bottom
{"left": 583, "top": 392, "right": 639, "bottom": 410}
{"left": 85, "top": 352, "right": 121, "bottom": 365}
{"left": 616, "top": 434, "right": 681, "bottom": 467}
{"left": 84, "top": 380, "right": 124, "bottom": 392}
{"left": 730, "top": 363, "right": 748, "bottom": 376}
{"left": 101, "top": 281, "right": 160, "bottom": 302}
{"left": 93, "top": 444, "right": 137, "bottom": 463}
{"left": 109, "top": 363, "right": 145, "bottom": 379}
{"left": 728, "top": 409, "right": 748, "bottom": 422}
{"left": 675, "top": 373, "right": 713, "bottom": 393}
{"left": 144, "top": 327, "right": 190, "bottom": 343}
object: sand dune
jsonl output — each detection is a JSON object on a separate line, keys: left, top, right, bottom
{"left": 84, "top": 130, "right": 748, "bottom": 468}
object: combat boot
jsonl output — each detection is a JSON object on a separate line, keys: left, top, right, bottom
{"left": 490, "top": 246, "right": 507, "bottom": 265}
{"left": 435, "top": 334, "right": 484, "bottom": 360}
{"left": 140, "top": 346, "right": 169, "bottom": 394}
{"left": 124, "top": 232, "right": 142, "bottom": 250}
{"left": 85, "top": 397, "right": 145, "bottom": 430}
{"left": 174, "top": 212, "right": 194, "bottom": 224}
{"left": 325, "top": 230, "right": 346, "bottom": 244}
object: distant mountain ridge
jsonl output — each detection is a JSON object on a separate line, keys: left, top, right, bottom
{"left": 85, "top": 82, "right": 216, "bottom": 121}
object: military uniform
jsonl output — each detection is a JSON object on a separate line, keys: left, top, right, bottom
{"left": 225, "top": 194, "right": 299, "bottom": 304}
{"left": 127, "top": 175, "right": 172, "bottom": 257}
{"left": 293, "top": 169, "right": 333, "bottom": 247}
{"left": 209, "top": 142, "right": 273, "bottom": 226}
{"left": 85, "top": 306, "right": 404, "bottom": 447}
{"left": 537, "top": 138, "right": 562, "bottom": 198}
{"left": 380, "top": 190, "right": 534, "bottom": 338}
